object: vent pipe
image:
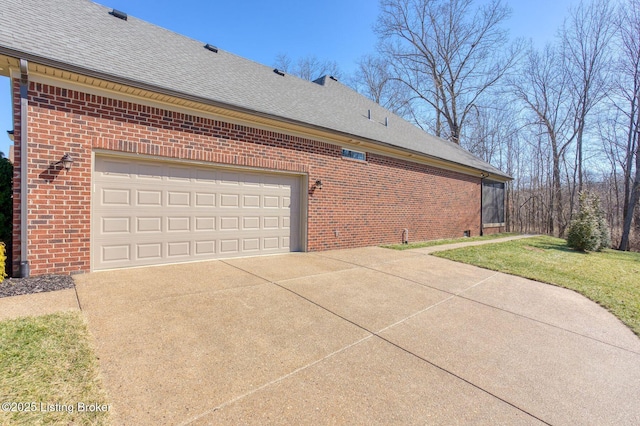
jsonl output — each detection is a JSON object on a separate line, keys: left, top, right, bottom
{"left": 367, "top": 109, "right": 371, "bottom": 120}
{"left": 385, "top": 117, "right": 388, "bottom": 127}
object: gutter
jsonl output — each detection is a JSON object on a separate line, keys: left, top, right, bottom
{"left": 19, "top": 58, "right": 29, "bottom": 277}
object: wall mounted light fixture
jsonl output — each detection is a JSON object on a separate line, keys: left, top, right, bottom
{"left": 58, "top": 153, "right": 74, "bottom": 171}
{"left": 314, "top": 179, "right": 323, "bottom": 190}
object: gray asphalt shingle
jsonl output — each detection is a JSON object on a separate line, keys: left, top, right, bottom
{"left": 0, "top": 0, "right": 508, "bottom": 179}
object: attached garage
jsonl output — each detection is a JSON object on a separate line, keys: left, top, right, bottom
{"left": 92, "top": 156, "right": 303, "bottom": 270}
{"left": 3, "top": 0, "right": 510, "bottom": 276}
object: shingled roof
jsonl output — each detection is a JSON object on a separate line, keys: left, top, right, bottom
{"left": 0, "top": 0, "right": 509, "bottom": 179}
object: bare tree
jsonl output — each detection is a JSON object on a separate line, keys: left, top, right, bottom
{"left": 351, "top": 54, "right": 413, "bottom": 117}
{"left": 375, "top": 0, "right": 519, "bottom": 144}
{"left": 274, "top": 53, "right": 343, "bottom": 81}
{"left": 511, "top": 45, "right": 577, "bottom": 236}
{"left": 562, "top": 0, "right": 616, "bottom": 193}
{"left": 615, "top": 0, "right": 640, "bottom": 250}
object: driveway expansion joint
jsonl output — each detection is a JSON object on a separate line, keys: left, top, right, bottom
{"left": 219, "top": 260, "right": 551, "bottom": 426}
{"left": 323, "top": 250, "right": 640, "bottom": 356}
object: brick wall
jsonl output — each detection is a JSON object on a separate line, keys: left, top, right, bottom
{"left": 483, "top": 226, "right": 506, "bottom": 235}
{"left": 13, "top": 81, "right": 481, "bottom": 275}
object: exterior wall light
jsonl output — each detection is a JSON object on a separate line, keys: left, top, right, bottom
{"left": 314, "top": 179, "right": 323, "bottom": 190}
{"left": 59, "top": 153, "right": 74, "bottom": 171}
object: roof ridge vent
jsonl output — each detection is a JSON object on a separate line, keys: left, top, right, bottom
{"left": 273, "top": 69, "right": 285, "bottom": 77}
{"left": 109, "top": 9, "right": 128, "bottom": 21}
{"left": 204, "top": 44, "right": 218, "bottom": 53}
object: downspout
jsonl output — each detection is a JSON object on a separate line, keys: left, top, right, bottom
{"left": 480, "top": 173, "right": 488, "bottom": 237}
{"left": 19, "top": 59, "right": 29, "bottom": 277}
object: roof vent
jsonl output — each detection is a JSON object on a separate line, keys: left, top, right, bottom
{"left": 204, "top": 44, "right": 218, "bottom": 53}
{"left": 385, "top": 117, "right": 389, "bottom": 127}
{"left": 329, "top": 75, "right": 338, "bottom": 81}
{"left": 109, "top": 9, "right": 128, "bottom": 20}
{"left": 367, "top": 109, "right": 372, "bottom": 120}
{"left": 273, "top": 68, "right": 285, "bottom": 76}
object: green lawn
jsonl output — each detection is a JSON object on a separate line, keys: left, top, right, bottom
{"left": 432, "top": 235, "right": 640, "bottom": 336}
{"left": 382, "top": 232, "right": 519, "bottom": 250}
{"left": 0, "top": 312, "right": 109, "bottom": 425}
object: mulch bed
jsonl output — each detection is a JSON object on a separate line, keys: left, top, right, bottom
{"left": 0, "top": 275, "right": 75, "bottom": 298}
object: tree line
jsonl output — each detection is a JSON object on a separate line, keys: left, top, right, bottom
{"left": 275, "top": 0, "right": 640, "bottom": 251}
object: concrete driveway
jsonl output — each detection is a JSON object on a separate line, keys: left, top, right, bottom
{"left": 74, "top": 246, "right": 640, "bottom": 425}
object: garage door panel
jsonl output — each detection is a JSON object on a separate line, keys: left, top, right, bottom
{"left": 263, "top": 196, "right": 279, "bottom": 208}
{"left": 93, "top": 157, "right": 302, "bottom": 270}
{"left": 195, "top": 168, "right": 217, "bottom": 182}
{"left": 220, "top": 239, "right": 239, "bottom": 253}
{"left": 137, "top": 217, "right": 162, "bottom": 233}
{"left": 102, "top": 188, "right": 130, "bottom": 205}
{"left": 168, "top": 191, "right": 190, "bottom": 206}
{"left": 220, "top": 194, "right": 240, "bottom": 207}
{"left": 167, "top": 217, "right": 190, "bottom": 232}
{"left": 195, "top": 217, "right": 216, "bottom": 231}
{"left": 102, "top": 244, "right": 130, "bottom": 262}
{"left": 137, "top": 164, "right": 163, "bottom": 180}
{"left": 167, "top": 242, "right": 190, "bottom": 257}
{"left": 243, "top": 238, "right": 260, "bottom": 251}
{"left": 137, "top": 190, "right": 162, "bottom": 206}
{"left": 220, "top": 216, "right": 239, "bottom": 230}
{"left": 263, "top": 237, "right": 280, "bottom": 250}
{"left": 96, "top": 159, "right": 131, "bottom": 176}
{"left": 137, "top": 243, "right": 162, "bottom": 260}
{"left": 102, "top": 217, "right": 130, "bottom": 235}
{"left": 167, "top": 166, "right": 191, "bottom": 181}
{"left": 220, "top": 172, "right": 241, "bottom": 185}
{"left": 195, "top": 192, "right": 216, "bottom": 207}
{"left": 242, "top": 194, "right": 260, "bottom": 207}
{"left": 195, "top": 240, "right": 216, "bottom": 255}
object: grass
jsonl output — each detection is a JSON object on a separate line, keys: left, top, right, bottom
{"left": 0, "top": 312, "right": 109, "bottom": 425}
{"left": 432, "top": 235, "right": 640, "bottom": 337}
{"left": 382, "top": 232, "right": 519, "bottom": 250}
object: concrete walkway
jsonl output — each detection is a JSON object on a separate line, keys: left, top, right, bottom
{"left": 406, "top": 233, "right": 537, "bottom": 254}
{"left": 0, "top": 288, "right": 79, "bottom": 321}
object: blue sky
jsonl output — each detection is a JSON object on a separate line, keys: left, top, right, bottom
{"left": 0, "top": 0, "right": 574, "bottom": 157}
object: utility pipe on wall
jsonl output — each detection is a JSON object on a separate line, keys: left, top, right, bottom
{"left": 19, "top": 59, "right": 29, "bottom": 277}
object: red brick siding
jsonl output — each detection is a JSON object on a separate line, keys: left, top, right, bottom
{"left": 483, "top": 226, "right": 506, "bottom": 235}
{"left": 13, "top": 81, "right": 481, "bottom": 275}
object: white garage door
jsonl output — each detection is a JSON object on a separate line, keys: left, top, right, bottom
{"left": 92, "top": 156, "right": 302, "bottom": 270}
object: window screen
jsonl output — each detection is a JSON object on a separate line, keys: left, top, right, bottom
{"left": 482, "top": 180, "right": 505, "bottom": 224}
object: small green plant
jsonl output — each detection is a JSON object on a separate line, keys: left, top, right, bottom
{"left": 0, "top": 242, "right": 6, "bottom": 282}
{"left": 566, "top": 192, "right": 610, "bottom": 252}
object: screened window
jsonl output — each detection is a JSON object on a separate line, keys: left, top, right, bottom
{"left": 342, "top": 148, "right": 366, "bottom": 161}
{"left": 482, "top": 180, "right": 505, "bottom": 225}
